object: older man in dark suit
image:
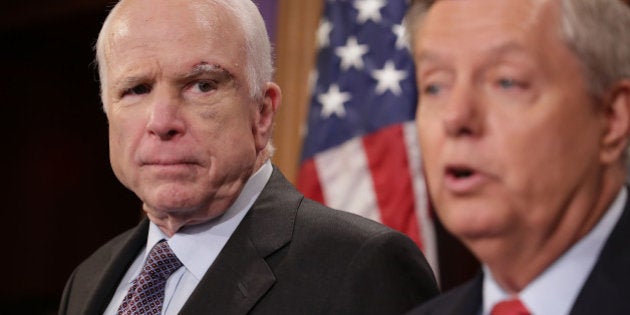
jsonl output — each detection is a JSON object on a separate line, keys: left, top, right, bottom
{"left": 404, "top": 0, "right": 630, "bottom": 314}
{"left": 58, "top": 0, "right": 439, "bottom": 314}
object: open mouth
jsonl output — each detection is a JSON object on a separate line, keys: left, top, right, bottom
{"left": 443, "top": 164, "right": 487, "bottom": 193}
{"left": 447, "top": 167, "right": 475, "bottom": 179}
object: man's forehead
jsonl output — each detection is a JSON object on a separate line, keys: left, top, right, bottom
{"left": 100, "top": 0, "right": 244, "bottom": 66}
{"left": 106, "top": 0, "right": 235, "bottom": 39}
{"left": 417, "top": 0, "right": 558, "bottom": 39}
{"left": 415, "top": 42, "right": 532, "bottom": 64}
{"left": 412, "top": 0, "right": 568, "bottom": 70}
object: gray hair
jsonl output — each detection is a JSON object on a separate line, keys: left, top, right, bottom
{"left": 404, "top": 0, "right": 630, "bottom": 100}
{"left": 218, "top": 0, "right": 275, "bottom": 100}
{"left": 95, "top": 0, "right": 274, "bottom": 102}
{"left": 560, "top": 0, "right": 630, "bottom": 99}
{"left": 219, "top": 0, "right": 277, "bottom": 158}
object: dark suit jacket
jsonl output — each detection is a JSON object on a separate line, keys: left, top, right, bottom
{"left": 59, "top": 167, "right": 439, "bottom": 315}
{"left": 407, "top": 192, "right": 630, "bottom": 315}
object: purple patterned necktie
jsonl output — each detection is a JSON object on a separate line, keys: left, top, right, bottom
{"left": 117, "top": 240, "right": 183, "bottom": 315}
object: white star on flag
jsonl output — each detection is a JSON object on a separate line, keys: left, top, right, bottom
{"left": 317, "top": 18, "right": 333, "bottom": 48}
{"left": 335, "top": 36, "right": 369, "bottom": 71}
{"left": 354, "top": 0, "right": 386, "bottom": 24}
{"left": 318, "top": 84, "right": 351, "bottom": 118}
{"left": 372, "top": 60, "right": 408, "bottom": 95}
{"left": 392, "top": 23, "right": 409, "bottom": 50}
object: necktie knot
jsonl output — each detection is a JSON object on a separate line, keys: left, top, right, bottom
{"left": 117, "top": 240, "right": 183, "bottom": 315}
{"left": 143, "top": 241, "right": 183, "bottom": 279}
{"left": 490, "top": 298, "right": 531, "bottom": 315}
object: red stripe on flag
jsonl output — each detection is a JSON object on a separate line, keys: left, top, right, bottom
{"left": 362, "top": 124, "right": 422, "bottom": 249}
{"left": 297, "top": 158, "right": 326, "bottom": 204}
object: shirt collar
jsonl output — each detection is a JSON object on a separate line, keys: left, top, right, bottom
{"left": 482, "top": 187, "right": 627, "bottom": 315}
{"left": 146, "top": 160, "right": 273, "bottom": 280}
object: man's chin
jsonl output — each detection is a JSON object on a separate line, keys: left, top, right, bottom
{"left": 440, "top": 207, "right": 508, "bottom": 240}
{"left": 146, "top": 200, "right": 198, "bottom": 214}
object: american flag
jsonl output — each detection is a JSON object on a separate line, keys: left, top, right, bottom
{"left": 296, "top": 0, "right": 438, "bottom": 273}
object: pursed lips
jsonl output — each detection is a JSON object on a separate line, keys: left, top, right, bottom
{"left": 138, "top": 152, "right": 200, "bottom": 165}
{"left": 139, "top": 157, "right": 201, "bottom": 171}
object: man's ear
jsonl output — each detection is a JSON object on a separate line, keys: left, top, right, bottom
{"left": 253, "top": 82, "right": 282, "bottom": 152}
{"left": 601, "top": 80, "right": 630, "bottom": 164}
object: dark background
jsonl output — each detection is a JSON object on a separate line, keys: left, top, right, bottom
{"left": 1, "top": 2, "right": 142, "bottom": 314}
{"left": 0, "top": 1, "right": 478, "bottom": 314}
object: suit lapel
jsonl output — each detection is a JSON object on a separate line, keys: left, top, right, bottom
{"left": 454, "top": 273, "right": 484, "bottom": 315}
{"left": 83, "top": 219, "right": 149, "bottom": 314}
{"left": 178, "top": 232, "right": 276, "bottom": 315}
{"left": 180, "top": 167, "right": 300, "bottom": 315}
{"left": 418, "top": 273, "right": 482, "bottom": 315}
{"left": 570, "top": 190, "right": 630, "bottom": 315}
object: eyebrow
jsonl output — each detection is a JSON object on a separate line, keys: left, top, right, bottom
{"left": 113, "top": 75, "right": 147, "bottom": 93}
{"left": 112, "top": 63, "right": 235, "bottom": 92}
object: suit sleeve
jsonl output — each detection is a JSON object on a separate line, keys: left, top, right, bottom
{"left": 327, "top": 230, "right": 440, "bottom": 315}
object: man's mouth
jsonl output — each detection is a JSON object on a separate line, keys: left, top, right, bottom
{"left": 447, "top": 166, "right": 475, "bottom": 179}
{"left": 443, "top": 165, "right": 487, "bottom": 194}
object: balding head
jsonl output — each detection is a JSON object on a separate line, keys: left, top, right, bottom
{"left": 96, "top": 0, "right": 273, "bottom": 106}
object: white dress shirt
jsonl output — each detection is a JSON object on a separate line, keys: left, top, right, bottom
{"left": 103, "top": 161, "right": 273, "bottom": 315}
{"left": 482, "top": 188, "right": 627, "bottom": 315}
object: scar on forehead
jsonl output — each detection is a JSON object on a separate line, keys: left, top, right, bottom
{"left": 185, "top": 62, "right": 235, "bottom": 81}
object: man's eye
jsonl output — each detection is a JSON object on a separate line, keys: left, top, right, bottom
{"left": 123, "top": 84, "right": 152, "bottom": 97}
{"left": 423, "top": 84, "right": 441, "bottom": 95}
{"left": 497, "top": 78, "right": 526, "bottom": 89}
{"left": 194, "top": 81, "right": 217, "bottom": 93}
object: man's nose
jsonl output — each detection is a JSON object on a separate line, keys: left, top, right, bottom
{"left": 443, "top": 84, "right": 482, "bottom": 138}
{"left": 146, "top": 89, "right": 186, "bottom": 141}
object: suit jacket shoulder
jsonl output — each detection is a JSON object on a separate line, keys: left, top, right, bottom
{"left": 59, "top": 219, "right": 149, "bottom": 315}
{"left": 181, "top": 167, "right": 439, "bottom": 314}
{"left": 570, "top": 193, "right": 630, "bottom": 314}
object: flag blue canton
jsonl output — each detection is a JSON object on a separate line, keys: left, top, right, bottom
{"left": 301, "top": 0, "right": 418, "bottom": 161}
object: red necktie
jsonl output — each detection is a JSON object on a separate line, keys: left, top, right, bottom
{"left": 490, "top": 298, "right": 531, "bottom": 315}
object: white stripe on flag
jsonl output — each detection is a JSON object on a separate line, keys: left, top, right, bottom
{"left": 314, "top": 137, "right": 382, "bottom": 223}
{"left": 403, "top": 121, "right": 440, "bottom": 279}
